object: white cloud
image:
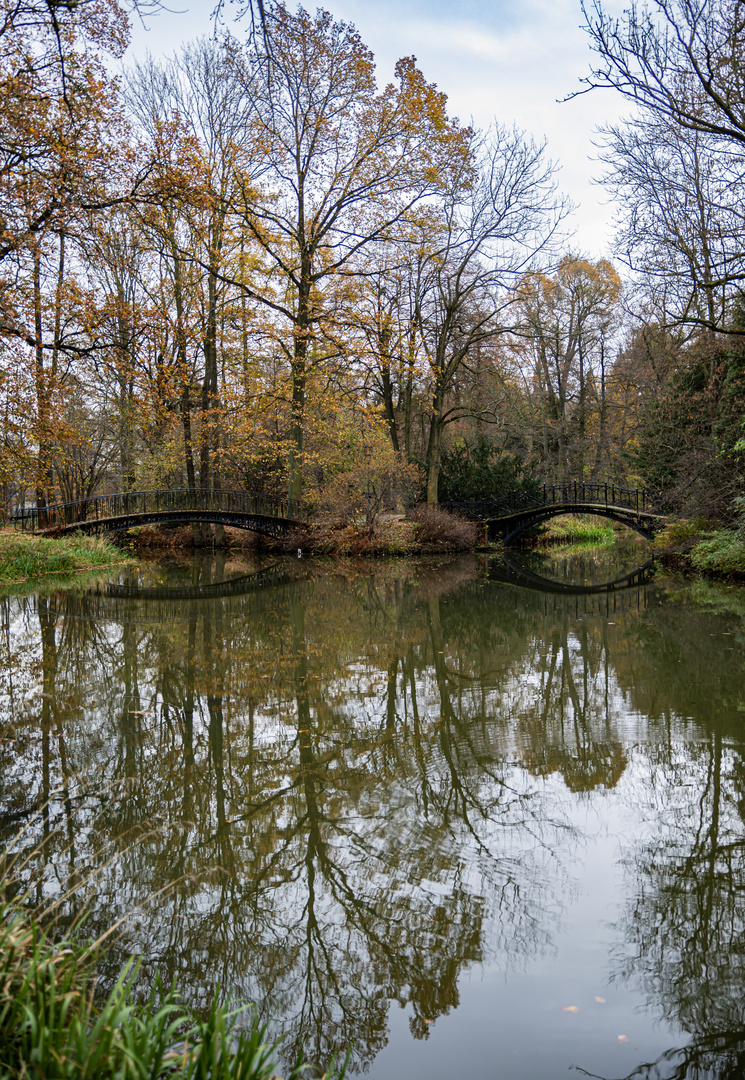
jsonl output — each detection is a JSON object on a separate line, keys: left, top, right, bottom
{"left": 128, "top": 0, "right": 630, "bottom": 259}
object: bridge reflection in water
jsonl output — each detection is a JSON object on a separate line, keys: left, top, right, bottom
{"left": 489, "top": 553, "right": 655, "bottom": 593}
{"left": 52, "top": 553, "right": 656, "bottom": 627}
{"left": 54, "top": 561, "right": 303, "bottom": 624}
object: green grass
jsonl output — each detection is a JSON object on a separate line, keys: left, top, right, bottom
{"left": 536, "top": 515, "right": 616, "bottom": 547}
{"left": 0, "top": 883, "right": 348, "bottom": 1080}
{"left": 0, "top": 807, "right": 348, "bottom": 1080}
{"left": 0, "top": 532, "right": 133, "bottom": 585}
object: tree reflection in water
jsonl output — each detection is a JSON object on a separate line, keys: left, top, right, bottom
{"left": 0, "top": 556, "right": 744, "bottom": 1076}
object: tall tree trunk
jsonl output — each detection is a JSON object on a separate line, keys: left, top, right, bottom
{"left": 403, "top": 320, "right": 417, "bottom": 461}
{"left": 592, "top": 337, "right": 607, "bottom": 480}
{"left": 578, "top": 340, "right": 585, "bottom": 480}
{"left": 380, "top": 357, "right": 400, "bottom": 452}
{"left": 288, "top": 255, "right": 311, "bottom": 505}
{"left": 168, "top": 221, "right": 197, "bottom": 496}
{"left": 426, "top": 385, "right": 445, "bottom": 504}
{"left": 33, "top": 247, "right": 51, "bottom": 522}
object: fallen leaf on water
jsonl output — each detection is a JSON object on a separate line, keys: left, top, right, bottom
{"left": 561, "top": 1006, "right": 579, "bottom": 1013}
{"left": 595, "top": 996, "right": 606, "bottom": 1004}
{"left": 617, "top": 1035, "right": 629, "bottom": 1043}
{"left": 422, "top": 1019, "right": 432, "bottom": 1024}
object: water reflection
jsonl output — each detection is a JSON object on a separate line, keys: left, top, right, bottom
{"left": 1, "top": 555, "right": 745, "bottom": 1078}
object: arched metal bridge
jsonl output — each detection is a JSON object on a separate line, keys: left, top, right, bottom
{"left": 12, "top": 488, "right": 305, "bottom": 539}
{"left": 443, "top": 481, "right": 663, "bottom": 544}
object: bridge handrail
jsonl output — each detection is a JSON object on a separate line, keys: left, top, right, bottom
{"left": 443, "top": 481, "right": 652, "bottom": 520}
{"left": 10, "top": 488, "right": 305, "bottom": 532}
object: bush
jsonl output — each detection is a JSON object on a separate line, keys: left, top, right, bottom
{"left": 653, "top": 517, "right": 713, "bottom": 556}
{"left": 438, "top": 438, "right": 538, "bottom": 503}
{"left": 315, "top": 455, "right": 418, "bottom": 535}
{"left": 408, "top": 505, "right": 477, "bottom": 551}
{"left": 691, "top": 531, "right": 745, "bottom": 576}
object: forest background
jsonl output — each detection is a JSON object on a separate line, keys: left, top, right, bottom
{"left": 2, "top": 0, "right": 745, "bottom": 537}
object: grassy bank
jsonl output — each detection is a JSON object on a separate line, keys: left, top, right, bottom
{"left": 0, "top": 531, "right": 133, "bottom": 584}
{"left": 529, "top": 514, "right": 616, "bottom": 547}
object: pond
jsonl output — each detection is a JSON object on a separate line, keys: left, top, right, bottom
{"left": 1, "top": 543, "right": 745, "bottom": 1080}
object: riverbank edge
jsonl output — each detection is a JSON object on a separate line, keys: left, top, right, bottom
{"left": 127, "top": 507, "right": 485, "bottom": 557}
{"left": 5, "top": 516, "right": 745, "bottom": 582}
{"left": 0, "top": 530, "right": 135, "bottom": 585}
{"left": 653, "top": 519, "right": 745, "bottom": 579}
{"left": 124, "top": 511, "right": 616, "bottom": 558}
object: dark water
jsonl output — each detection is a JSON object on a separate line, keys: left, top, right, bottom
{"left": 2, "top": 545, "right": 745, "bottom": 1080}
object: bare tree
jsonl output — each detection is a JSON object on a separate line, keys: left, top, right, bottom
{"left": 579, "top": 0, "right": 745, "bottom": 332}
{"left": 414, "top": 125, "right": 570, "bottom": 502}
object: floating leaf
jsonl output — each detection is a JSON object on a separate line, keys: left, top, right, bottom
{"left": 595, "top": 996, "right": 606, "bottom": 1004}
{"left": 617, "top": 1034, "right": 629, "bottom": 1043}
{"left": 561, "top": 1006, "right": 579, "bottom": 1013}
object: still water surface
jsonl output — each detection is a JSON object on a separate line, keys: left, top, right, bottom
{"left": 2, "top": 544, "right": 745, "bottom": 1080}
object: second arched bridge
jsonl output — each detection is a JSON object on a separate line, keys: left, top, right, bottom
{"left": 443, "top": 481, "right": 662, "bottom": 543}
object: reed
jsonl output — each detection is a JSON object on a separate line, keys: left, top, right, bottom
{"left": 0, "top": 817, "right": 348, "bottom": 1080}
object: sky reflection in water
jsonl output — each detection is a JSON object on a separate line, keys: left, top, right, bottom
{"left": 1, "top": 550, "right": 745, "bottom": 1080}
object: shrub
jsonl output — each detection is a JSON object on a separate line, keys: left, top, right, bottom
{"left": 691, "top": 531, "right": 745, "bottom": 576}
{"left": 438, "top": 438, "right": 539, "bottom": 503}
{"left": 314, "top": 454, "right": 418, "bottom": 536}
{"left": 653, "top": 517, "right": 714, "bottom": 556}
{"left": 408, "top": 504, "right": 477, "bottom": 551}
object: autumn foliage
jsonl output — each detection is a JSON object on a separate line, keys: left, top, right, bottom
{"left": 0, "top": 0, "right": 743, "bottom": 533}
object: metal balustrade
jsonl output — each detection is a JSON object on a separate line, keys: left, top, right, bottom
{"left": 443, "top": 481, "right": 651, "bottom": 521}
{"left": 10, "top": 488, "right": 305, "bottom": 534}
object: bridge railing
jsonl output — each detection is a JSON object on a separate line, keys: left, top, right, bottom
{"left": 443, "top": 482, "right": 652, "bottom": 521}
{"left": 10, "top": 488, "right": 305, "bottom": 532}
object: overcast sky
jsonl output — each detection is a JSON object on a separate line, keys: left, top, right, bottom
{"left": 128, "top": 0, "right": 629, "bottom": 260}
